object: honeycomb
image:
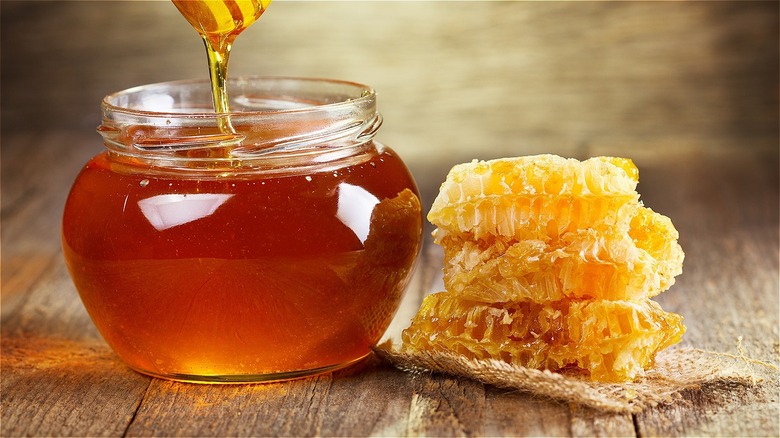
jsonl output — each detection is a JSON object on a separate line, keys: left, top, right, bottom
{"left": 428, "top": 155, "right": 641, "bottom": 240}
{"left": 401, "top": 291, "right": 685, "bottom": 382}
{"left": 436, "top": 206, "right": 684, "bottom": 303}
{"left": 629, "top": 205, "right": 685, "bottom": 292}
{"left": 401, "top": 155, "right": 685, "bottom": 382}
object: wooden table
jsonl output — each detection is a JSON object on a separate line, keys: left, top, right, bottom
{"left": 2, "top": 2, "right": 778, "bottom": 436}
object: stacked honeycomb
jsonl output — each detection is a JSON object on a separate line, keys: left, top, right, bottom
{"left": 401, "top": 155, "right": 685, "bottom": 382}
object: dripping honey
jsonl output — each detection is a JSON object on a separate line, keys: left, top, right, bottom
{"left": 171, "top": 0, "right": 270, "bottom": 134}
{"left": 62, "top": 143, "right": 421, "bottom": 380}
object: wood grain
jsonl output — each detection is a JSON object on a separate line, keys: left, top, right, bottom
{"left": 626, "top": 148, "right": 780, "bottom": 437}
{"left": 1, "top": 335, "right": 150, "bottom": 437}
{"left": 1, "top": 1, "right": 778, "bottom": 436}
{"left": 124, "top": 360, "right": 418, "bottom": 437}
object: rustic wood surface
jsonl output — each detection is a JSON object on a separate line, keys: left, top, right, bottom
{"left": 1, "top": 1, "right": 778, "bottom": 436}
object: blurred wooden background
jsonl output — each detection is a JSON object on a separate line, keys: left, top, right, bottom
{"left": 2, "top": 1, "right": 777, "bottom": 163}
{"left": 2, "top": 0, "right": 777, "bottom": 246}
{"left": 1, "top": 2, "right": 778, "bottom": 436}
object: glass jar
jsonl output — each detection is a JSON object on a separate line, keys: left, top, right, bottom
{"left": 62, "top": 77, "right": 423, "bottom": 383}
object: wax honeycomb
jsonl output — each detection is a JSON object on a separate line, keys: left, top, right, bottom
{"left": 436, "top": 206, "right": 684, "bottom": 303}
{"left": 629, "top": 205, "right": 684, "bottom": 292}
{"left": 401, "top": 291, "right": 685, "bottom": 382}
{"left": 400, "top": 155, "right": 685, "bottom": 382}
{"left": 428, "top": 155, "right": 640, "bottom": 240}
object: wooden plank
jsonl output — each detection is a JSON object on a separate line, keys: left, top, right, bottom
{"left": 0, "top": 252, "right": 59, "bottom": 321}
{"left": 1, "top": 261, "right": 151, "bottom": 437}
{"left": 1, "top": 131, "right": 99, "bottom": 318}
{"left": 124, "top": 359, "right": 417, "bottom": 437}
{"left": 608, "top": 149, "right": 780, "bottom": 436}
{"left": 0, "top": 131, "right": 94, "bottom": 320}
{"left": 637, "top": 384, "right": 779, "bottom": 437}
{"left": 568, "top": 404, "right": 635, "bottom": 437}
{"left": 404, "top": 373, "right": 623, "bottom": 437}
{"left": 481, "top": 387, "right": 572, "bottom": 437}
{"left": 1, "top": 335, "right": 149, "bottom": 437}
{"left": 313, "top": 361, "right": 414, "bottom": 436}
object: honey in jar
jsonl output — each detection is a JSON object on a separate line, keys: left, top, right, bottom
{"left": 62, "top": 77, "right": 423, "bottom": 382}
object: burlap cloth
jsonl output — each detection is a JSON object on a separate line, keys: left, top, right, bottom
{"left": 374, "top": 338, "right": 777, "bottom": 413}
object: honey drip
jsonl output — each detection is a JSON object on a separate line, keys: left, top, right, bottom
{"left": 171, "top": 0, "right": 271, "bottom": 134}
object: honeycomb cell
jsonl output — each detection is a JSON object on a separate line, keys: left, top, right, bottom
{"left": 432, "top": 194, "right": 640, "bottom": 241}
{"left": 428, "top": 155, "right": 640, "bottom": 239}
{"left": 629, "top": 206, "right": 685, "bottom": 292}
{"left": 401, "top": 291, "right": 685, "bottom": 382}
{"left": 435, "top": 207, "right": 684, "bottom": 303}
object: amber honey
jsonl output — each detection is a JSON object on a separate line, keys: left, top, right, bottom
{"left": 63, "top": 76, "right": 422, "bottom": 381}
{"left": 63, "top": 145, "right": 420, "bottom": 381}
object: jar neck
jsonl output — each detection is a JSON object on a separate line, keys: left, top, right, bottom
{"left": 98, "top": 77, "right": 382, "bottom": 174}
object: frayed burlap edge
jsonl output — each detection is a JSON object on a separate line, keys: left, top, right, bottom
{"left": 373, "top": 339, "right": 776, "bottom": 413}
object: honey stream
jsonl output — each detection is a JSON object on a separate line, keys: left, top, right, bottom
{"left": 171, "top": 0, "right": 271, "bottom": 135}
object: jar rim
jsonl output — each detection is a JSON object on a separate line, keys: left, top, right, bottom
{"left": 98, "top": 76, "right": 383, "bottom": 175}
{"left": 102, "top": 76, "right": 376, "bottom": 118}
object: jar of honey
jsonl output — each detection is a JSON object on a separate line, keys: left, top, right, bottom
{"left": 62, "top": 77, "right": 423, "bottom": 383}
